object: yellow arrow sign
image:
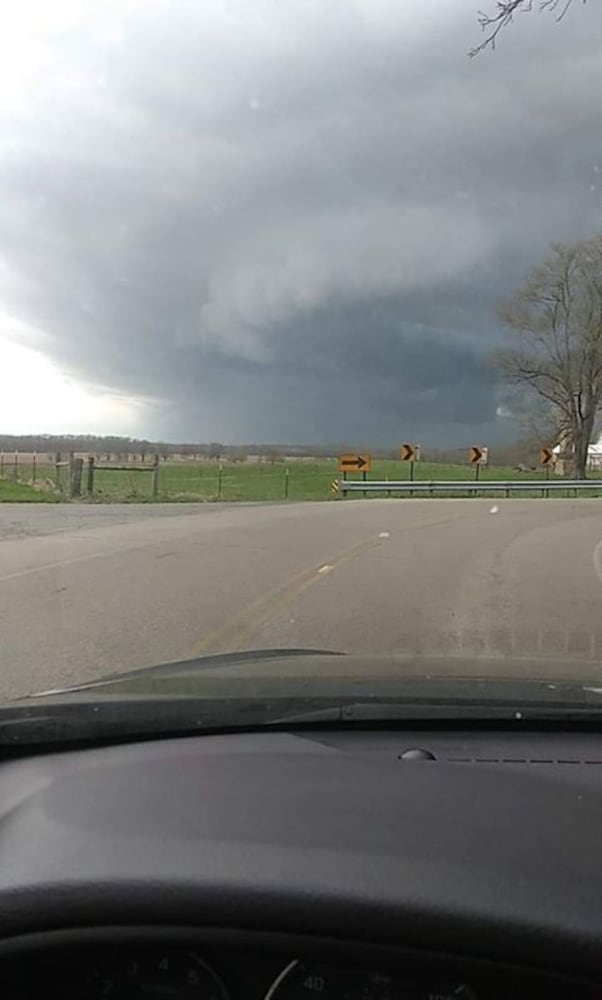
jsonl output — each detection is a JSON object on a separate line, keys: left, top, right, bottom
{"left": 338, "top": 454, "right": 372, "bottom": 473}
{"left": 400, "top": 443, "right": 420, "bottom": 462}
{"left": 469, "top": 446, "right": 488, "bottom": 465}
{"left": 540, "top": 447, "right": 555, "bottom": 466}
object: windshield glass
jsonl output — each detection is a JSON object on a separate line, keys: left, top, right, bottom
{"left": 1, "top": 0, "right": 602, "bottom": 722}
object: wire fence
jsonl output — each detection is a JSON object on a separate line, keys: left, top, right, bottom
{"left": 2, "top": 452, "right": 602, "bottom": 502}
{"left": 0, "top": 452, "right": 338, "bottom": 501}
{"left": 90, "top": 460, "right": 336, "bottom": 502}
{"left": 0, "top": 452, "right": 61, "bottom": 488}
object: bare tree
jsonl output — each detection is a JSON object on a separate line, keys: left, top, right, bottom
{"left": 493, "top": 235, "right": 602, "bottom": 478}
{"left": 207, "top": 442, "right": 224, "bottom": 461}
{"left": 471, "top": 0, "right": 583, "bottom": 55}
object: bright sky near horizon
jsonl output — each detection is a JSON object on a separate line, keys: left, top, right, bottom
{"left": 0, "top": 336, "right": 147, "bottom": 435}
{"left": 0, "top": 0, "right": 148, "bottom": 436}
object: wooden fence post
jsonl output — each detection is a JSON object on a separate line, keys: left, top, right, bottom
{"left": 0, "top": 452, "right": 4, "bottom": 478}
{"left": 32, "top": 451, "right": 37, "bottom": 484}
{"left": 152, "top": 453, "right": 160, "bottom": 498}
{"left": 13, "top": 450, "right": 18, "bottom": 480}
{"left": 55, "top": 452, "right": 62, "bottom": 491}
{"left": 70, "top": 458, "right": 83, "bottom": 497}
{"left": 87, "top": 456, "right": 95, "bottom": 495}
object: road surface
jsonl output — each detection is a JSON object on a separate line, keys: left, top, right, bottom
{"left": 1, "top": 498, "right": 602, "bottom": 699}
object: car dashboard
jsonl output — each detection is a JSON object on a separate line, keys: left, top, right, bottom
{"left": 2, "top": 928, "right": 598, "bottom": 999}
{"left": 0, "top": 728, "right": 601, "bottom": 999}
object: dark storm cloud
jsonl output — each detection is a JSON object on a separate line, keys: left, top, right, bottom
{"left": 1, "top": 0, "right": 602, "bottom": 442}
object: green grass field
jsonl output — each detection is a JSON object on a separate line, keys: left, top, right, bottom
{"left": 84, "top": 459, "right": 597, "bottom": 502}
{"left": 2, "top": 457, "right": 598, "bottom": 502}
{"left": 0, "top": 479, "right": 60, "bottom": 502}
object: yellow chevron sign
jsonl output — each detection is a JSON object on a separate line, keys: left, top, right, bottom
{"left": 469, "top": 446, "right": 488, "bottom": 465}
{"left": 400, "top": 444, "right": 420, "bottom": 462}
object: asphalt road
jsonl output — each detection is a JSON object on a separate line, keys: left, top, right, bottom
{"left": 1, "top": 498, "right": 602, "bottom": 700}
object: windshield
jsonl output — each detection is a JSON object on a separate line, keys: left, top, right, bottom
{"left": 1, "top": 0, "right": 602, "bottom": 726}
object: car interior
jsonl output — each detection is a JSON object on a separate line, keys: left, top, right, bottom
{"left": 1, "top": 723, "right": 601, "bottom": 998}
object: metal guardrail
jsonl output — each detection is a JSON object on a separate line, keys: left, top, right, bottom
{"left": 338, "top": 479, "right": 602, "bottom": 495}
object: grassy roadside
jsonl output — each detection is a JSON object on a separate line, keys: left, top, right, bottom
{"left": 2, "top": 458, "right": 599, "bottom": 503}
{"left": 83, "top": 460, "right": 598, "bottom": 502}
{"left": 0, "top": 480, "right": 60, "bottom": 502}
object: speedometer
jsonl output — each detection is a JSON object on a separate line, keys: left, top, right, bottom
{"left": 85, "top": 948, "right": 230, "bottom": 1000}
{"left": 264, "top": 960, "right": 477, "bottom": 1000}
{"left": 265, "top": 960, "right": 406, "bottom": 1000}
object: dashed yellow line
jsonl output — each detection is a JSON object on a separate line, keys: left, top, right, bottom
{"left": 187, "top": 533, "right": 380, "bottom": 656}
{"left": 186, "top": 509, "right": 467, "bottom": 657}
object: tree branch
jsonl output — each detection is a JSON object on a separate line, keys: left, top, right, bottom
{"left": 470, "top": 0, "right": 583, "bottom": 55}
{"left": 492, "top": 233, "right": 602, "bottom": 478}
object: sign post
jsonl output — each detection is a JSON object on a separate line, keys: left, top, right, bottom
{"left": 540, "top": 447, "right": 555, "bottom": 498}
{"left": 400, "top": 444, "right": 420, "bottom": 496}
{"left": 469, "top": 446, "right": 488, "bottom": 483}
{"left": 338, "top": 454, "right": 372, "bottom": 499}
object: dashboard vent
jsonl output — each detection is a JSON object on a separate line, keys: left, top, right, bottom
{"left": 396, "top": 748, "right": 602, "bottom": 766}
{"left": 444, "top": 756, "right": 602, "bottom": 765}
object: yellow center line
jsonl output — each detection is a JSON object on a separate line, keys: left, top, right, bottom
{"left": 187, "top": 533, "right": 379, "bottom": 656}
{"left": 186, "top": 509, "right": 468, "bottom": 657}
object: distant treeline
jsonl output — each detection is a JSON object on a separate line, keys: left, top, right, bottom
{"left": 0, "top": 434, "right": 540, "bottom": 466}
{"left": 0, "top": 435, "right": 342, "bottom": 459}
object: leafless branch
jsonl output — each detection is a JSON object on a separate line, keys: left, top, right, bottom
{"left": 470, "top": 0, "right": 583, "bottom": 56}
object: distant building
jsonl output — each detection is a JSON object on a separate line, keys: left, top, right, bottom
{"left": 587, "top": 436, "right": 602, "bottom": 471}
{"left": 553, "top": 431, "right": 602, "bottom": 473}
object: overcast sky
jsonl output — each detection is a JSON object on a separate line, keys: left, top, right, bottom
{"left": 0, "top": 0, "right": 601, "bottom": 445}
